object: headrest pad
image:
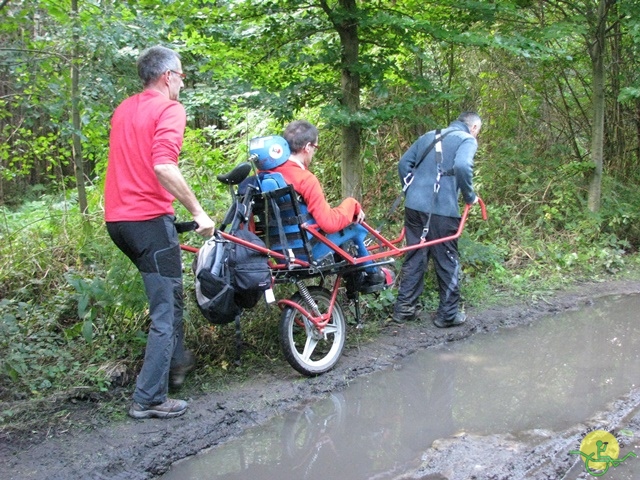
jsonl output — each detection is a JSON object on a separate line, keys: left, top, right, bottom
{"left": 249, "top": 135, "right": 290, "bottom": 170}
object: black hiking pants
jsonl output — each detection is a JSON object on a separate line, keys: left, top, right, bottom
{"left": 106, "top": 214, "right": 187, "bottom": 406}
{"left": 393, "top": 208, "right": 461, "bottom": 321}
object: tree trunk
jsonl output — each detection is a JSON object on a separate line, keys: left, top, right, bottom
{"left": 586, "top": 0, "right": 609, "bottom": 213}
{"left": 636, "top": 100, "right": 640, "bottom": 164}
{"left": 336, "top": 0, "right": 361, "bottom": 200}
{"left": 608, "top": 4, "right": 624, "bottom": 174}
{"left": 71, "top": 0, "right": 88, "bottom": 217}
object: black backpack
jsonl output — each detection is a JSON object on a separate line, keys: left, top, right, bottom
{"left": 194, "top": 229, "right": 271, "bottom": 325}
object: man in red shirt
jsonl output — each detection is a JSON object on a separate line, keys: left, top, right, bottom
{"left": 104, "top": 45, "right": 215, "bottom": 419}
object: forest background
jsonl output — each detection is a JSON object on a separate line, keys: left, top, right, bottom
{"left": 2, "top": 0, "right": 640, "bottom": 425}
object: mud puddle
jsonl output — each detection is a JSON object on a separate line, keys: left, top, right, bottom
{"left": 160, "top": 293, "right": 640, "bottom": 479}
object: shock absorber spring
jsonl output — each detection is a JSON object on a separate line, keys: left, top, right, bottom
{"left": 296, "top": 281, "right": 322, "bottom": 317}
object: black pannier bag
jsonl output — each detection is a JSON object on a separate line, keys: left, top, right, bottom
{"left": 194, "top": 229, "right": 271, "bottom": 324}
{"left": 194, "top": 235, "right": 241, "bottom": 325}
{"left": 227, "top": 229, "right": 272, "bottom": 308}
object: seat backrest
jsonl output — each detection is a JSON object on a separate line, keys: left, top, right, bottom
{"left": 258, "top": 172, "right": 287, "bottom": 193}
{"left": 254, "top": 172, "right": 316, "bottom": 264}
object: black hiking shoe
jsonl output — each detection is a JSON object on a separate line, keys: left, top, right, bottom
{"left": 433, "top": 312, "right": 467, "bottom": 328}
{"left": 388, "top": 307, "right": 422, "bottom": 324}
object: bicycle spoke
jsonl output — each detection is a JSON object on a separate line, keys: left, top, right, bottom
{"left": 301, "top": 335, "right": 319, "bottom": 361}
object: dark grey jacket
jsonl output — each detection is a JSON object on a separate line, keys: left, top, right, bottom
{"left": 398, "top": 120, "right": 477, "bottom": 218}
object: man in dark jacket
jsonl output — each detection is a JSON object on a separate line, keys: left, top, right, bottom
{"left": 392, "top": 112, "right": 481, "bottom": 327}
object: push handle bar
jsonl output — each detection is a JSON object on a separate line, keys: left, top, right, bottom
{"left": 469, "top": 197, "right": 487, "bottom": 220}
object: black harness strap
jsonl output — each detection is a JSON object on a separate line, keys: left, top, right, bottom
{"left": 421, "top": 130, "right": 451, "bottom": 240}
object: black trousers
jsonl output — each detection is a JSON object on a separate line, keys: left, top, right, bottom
{"left": 393, "top": 208, "right": 461, "bottom": 320}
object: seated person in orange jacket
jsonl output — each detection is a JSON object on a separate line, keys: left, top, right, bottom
{"left": 256, "top": 120, "right": 391, "bottom": 291}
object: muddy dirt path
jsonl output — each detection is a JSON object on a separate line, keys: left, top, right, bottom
{"left": 3, "top": 280, "right": 640, "bottom": 480}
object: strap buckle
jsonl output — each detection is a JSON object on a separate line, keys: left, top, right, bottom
{"left": 402, "top": 172, "right": 414, "bottom": 192}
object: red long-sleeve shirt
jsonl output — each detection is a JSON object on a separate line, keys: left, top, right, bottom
{"left": 104, "top": 89, "right": 186, "bottom": 222}
{"left": 271, "top": 161, "right": 361, "bottom": 234}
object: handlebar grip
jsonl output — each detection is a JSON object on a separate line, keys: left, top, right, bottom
{"left": 175, "top": 221, "right": 199, "bottom": 233}
{"left": 462, "top": 198, "right": 488, "bottom": 221}
{"left": 478, "top": 197, "right": 487, "bottom": 220}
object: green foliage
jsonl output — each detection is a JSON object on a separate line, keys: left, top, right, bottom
{"left": 0, "top": 190, "right": 148, "bottom": 397}
{"left": 1, "top": 299, "right": 80, "bottom": 396}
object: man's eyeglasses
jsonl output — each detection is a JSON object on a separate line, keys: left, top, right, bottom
{"left": 169, "top": 70, "right": 186, "bottom": 80}
{"left": 309, "top": 143, "right": 319, "bottom": 150}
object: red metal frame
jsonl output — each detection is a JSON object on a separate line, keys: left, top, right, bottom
{"left": 302, "top": 199, "right": 486, "bottom": 265}
{"left": 183, "top": 200, "right": 486, "bottom": 267}
{"left": 181, "top": 199, "right": 487, "bottom": 332}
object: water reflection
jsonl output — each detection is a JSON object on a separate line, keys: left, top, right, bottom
{"left": 161, "top": 294, "right": 640, "bottom": 479}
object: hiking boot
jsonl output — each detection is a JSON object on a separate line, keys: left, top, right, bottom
{"left": 169, "top": 350, "right": 195, "bottom": 390}
{"left": 389, "top": 306, "right": 422, "bottom": 324}
{"left": 433, "top": 312, "right": 467, "bottom": 328}
{"left": 128, "top": 398, "right": 188, "bottom": 419}
{"left": 359, "top": 267, "right": 395, "bottom": 294}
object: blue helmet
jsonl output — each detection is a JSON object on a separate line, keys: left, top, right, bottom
{"left": 249, "top": 135, "right": 290, "bottom": 170}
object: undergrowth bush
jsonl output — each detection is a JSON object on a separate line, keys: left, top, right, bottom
{"left": 0, "top": 190, "right": 150, "bottom": 399}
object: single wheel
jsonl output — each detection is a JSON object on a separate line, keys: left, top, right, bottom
{"left": 279, "top": 286, "right": 346, "bottom": 376}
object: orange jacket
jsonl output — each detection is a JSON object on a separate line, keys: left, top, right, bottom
{"left": 271, "top": 161, "right": 361, "bottom": 234}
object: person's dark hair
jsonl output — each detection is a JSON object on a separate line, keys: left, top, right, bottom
{"left": 457, "top": 111, "right": 482, "bottom": 130}
{"left": 137, "top": 46, "right": 181, "bottom": 87}
{"left": 283, "top": 120, "right": 318, "bottom": 153}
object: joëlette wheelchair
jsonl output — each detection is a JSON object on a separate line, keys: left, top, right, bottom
{"left": 182, "top": 139, "right": 486, "bottom": 377}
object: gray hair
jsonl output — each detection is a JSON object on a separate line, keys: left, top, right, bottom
{"left": 457, "top": 111, "right": 482, "bottom": 130}
{"left": 283, "top": 120, "right": 319, "bottom": 153}
{"left": 137, "top": 46, "right": 181, "bottom": 87}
